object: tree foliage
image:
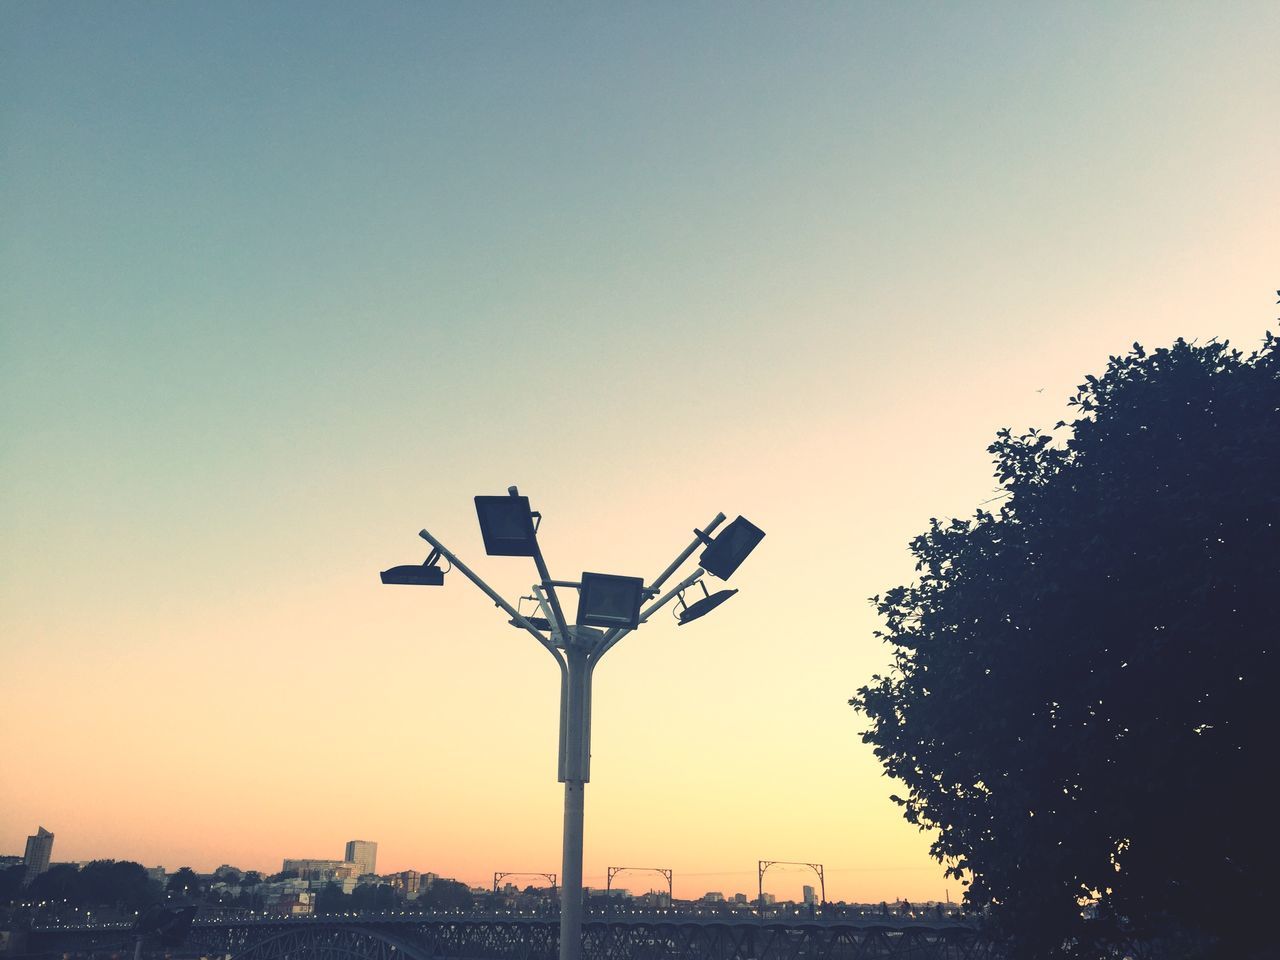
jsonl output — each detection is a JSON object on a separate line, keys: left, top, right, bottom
{"left": 421, "top": 879, "right": 473, "bottom": 911}
{"left": 26, "top": 864, "right": 81, "bottom": 904}
{"left": 350, "top": 882, "right": 398, "bottom": 911}
{"left": 0, "top": 865, "right": 26, "bottom": 904}
{"left": 166, "top": 867, "right": 203, "bottom": 897}
{"left": 852, "top": 335, "right": 1280, "bottom": 959}
{"left": 314, "top": 882, "right": 350, "bottom": 915}
{"left": 21, "top": 861, "right": 161, "bottom": 910}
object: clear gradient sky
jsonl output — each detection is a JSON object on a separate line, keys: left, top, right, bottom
{"left": 2, "top": 2, "right": 1277, "bottom": 904}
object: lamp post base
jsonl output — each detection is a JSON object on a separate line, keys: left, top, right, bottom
{"left": 559, "top": 779, "right": 585, "bottom": 960}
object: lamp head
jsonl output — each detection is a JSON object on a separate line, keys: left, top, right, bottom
{"left": 677, "top": 586, "right": 738, "bottom": 625}
{"left": 698, "top": 516, "right": 764, "bottom": 580}
{"left": 576, "top": 572, "right": 645, "bottom": 630}
{"left": 380, "top": 548, "right": 446, "bottom": 586}
{"left": 509, "top": 616, "right": 552, "bottom": 631}
{"left": 475, "top": 494, "right": 539, "bottom": 557}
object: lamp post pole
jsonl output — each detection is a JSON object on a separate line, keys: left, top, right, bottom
{"left": 560, "top": 645, "right": 589, "bottom": 960}
{"left": 389, "top": 493, "right": 760, "bottom": 960}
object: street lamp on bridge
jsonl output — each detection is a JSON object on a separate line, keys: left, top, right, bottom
{"left": 381, "top": 487, "right": 763, "bottom": 960}
{"left": 758, "top": 861, "right": 825, "bottom": 918}
{"left": 606, "top": 867, "right": 673, "bottom": 912}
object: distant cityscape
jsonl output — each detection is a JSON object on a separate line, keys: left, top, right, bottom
{"left": 1, "top": 825, "right": 960, "bottom": 924}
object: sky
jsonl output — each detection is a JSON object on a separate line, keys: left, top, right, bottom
{"left": 2, "top": 2, "right": 1277, "bottom": 904}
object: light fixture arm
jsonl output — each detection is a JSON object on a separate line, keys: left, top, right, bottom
{"left": 647, "top": 569, "right": 706, "bottom": 620}
{"left": 418, "top": 528, "right": 563, "bottom": 665}
{"left": 592, "top": 568, "right": 705, "bottom": 662}
{"left": 533, "top": 584, "right": 573, "bottom": 782}
{"left": 589, "top": 511, "right": 726, "bottom": 664}
{"left": 650, "top": 512, "right": 726, "bottom": 596}
{"left": 510, "top": 485, "right": 574, "bottom": 645}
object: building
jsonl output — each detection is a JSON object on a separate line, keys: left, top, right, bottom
{"left": 803, "top": 885, "right": 817, "bottom": 905}
{"left": 282, "top": 859, "right": 359, "bottom": 883}
{"left": 387, "top": 870, "right": 420, "bottom": 897}
{"left": 344, "top": 840, "right": 377, "bottom": 877}
{"left": 275, "top": 890, "right": 314, "bottom": 916}
{"left": 23, "top": 827, "right": 53, "bottom": 884}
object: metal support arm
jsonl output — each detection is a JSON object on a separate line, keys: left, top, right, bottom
{"left": 590, "top": 512, "right": 727, "bottom": 664}
{"left": 418, "top": 528, "right": 564, "bottom": 667}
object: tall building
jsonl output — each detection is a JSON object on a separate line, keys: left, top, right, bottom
{"left": 344, "top": 840, "right": 377, "bottom": 877}
{"left": 23, "top": 827, "right": 54, "bottom": 884}
{"left": 803, "top": 885, "right": 817, "bottom": 905}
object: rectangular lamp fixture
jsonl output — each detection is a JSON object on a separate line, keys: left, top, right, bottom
{"left": 475, "top": 495, "right": 539, "bottom": 557}
{"left": 380, "top": 564, "right": 445, "bottom": 586}
{"left": 576, "top": 572, "right": 645, "bottom": 630}
{"left": 699, "top": 515, "right": 765, "bottom": 580}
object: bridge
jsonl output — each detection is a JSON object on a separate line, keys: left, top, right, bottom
{"left": 22, "top": 914, "right": 996, "bottom": 960}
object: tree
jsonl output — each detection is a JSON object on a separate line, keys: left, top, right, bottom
{"left": 314, "top": 882, "right": 350, "bottom": 915}
{"left": 852, "top": 335, "right": 1280, "bottom": 959}
{"left": 350, "top": 882, "right": 398, "bottom": 912}
{"left": 26, "top": 864, "right": 79, "bottom": 904}
{"left": 78, "top": 861, "right": 159, "bottom": 910}
{"left": 0, "top": 865, "right": 27, "bottom": 904}
{"left": 166, "top": 867, "right": 203, "bottom": 899}
{"left": 422, "top": 879, "right": 473, "bottom": 911}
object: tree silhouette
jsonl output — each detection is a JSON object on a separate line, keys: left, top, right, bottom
{"left": 27, "top": 864, "right": 79, "bottom": 904}
{"left": 166, "top": 867, "right": 203, "bottom": 898}
{"left": 314, "top": 882, "right": 350, "bottom": 914}
{"left": 853, "top": 334, "right": 1279, "bottom": 959}
{"left": 422, "top": 879, "right": 473, "bottom": 911}
{"left": 0, "top": 865, "right": 25, "bottom": 904}
{"left": 77, "top": 861, "right": 159, "bottom": 910}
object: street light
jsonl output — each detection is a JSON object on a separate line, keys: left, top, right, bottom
{"left": 698, "top": 515, "right": 765, "bottom": 581}
{"left": 382, "top": 487, "right": 762, "bottom": 960}
{"left": 676, "top": 583, "right": 738, "bottom": 626}
{"left": 474, "top": 494, "right": 540, "bottom": 556}
{"left": 379, "top": 548, "right": 446, "bottom": 586}
{"left": 576, "top": 573, "right": 645, "bottom": 630}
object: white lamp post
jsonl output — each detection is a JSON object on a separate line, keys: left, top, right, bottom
{"left": 382, "top": 486, "right": 763, "bottom": 960}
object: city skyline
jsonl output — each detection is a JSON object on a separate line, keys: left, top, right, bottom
{"left": 5, "top": 826, "right": 947, "bottom": 910}
{"left": 3, "top": 826, "right": 934, "bottom": 905}
{"left": 3, "top": 2, "right": 1277, "bottom": 908}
